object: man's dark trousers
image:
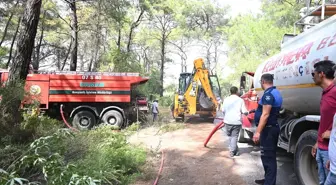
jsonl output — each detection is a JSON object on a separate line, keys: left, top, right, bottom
{"left": 153, "top": 113, "right": 158, "bottom": 122}
{"left": 260, "top": 125, "right": 280, "bottom": 185}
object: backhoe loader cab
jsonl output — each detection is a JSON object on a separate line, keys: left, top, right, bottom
{"left": 178, "top": 73, "right": 192, "bottom": 95}
{"left": 173, "top": 58, "right": 221, "bottom": 122}
{"left": 209, "top": 75, "right": 221, "bottom": 100}
{"left": 177, "top": 73, "right": 221, "bottom": 97}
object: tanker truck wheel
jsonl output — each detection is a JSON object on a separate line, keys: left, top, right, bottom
{"left": 72, "top": 110, "right": 96, "bottom": 130}
{"left": 294, "top": 130, "right": 319, "bottom": 185}
{"left": 102, "top": 110, "right": 123, "bottom": 128}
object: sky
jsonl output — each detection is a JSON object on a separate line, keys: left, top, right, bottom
{"left": 164, "top": 0, "right": 262, "bottom": 86}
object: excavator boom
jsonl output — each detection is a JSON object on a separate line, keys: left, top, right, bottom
{"left": 173, "top": 58, "right": 221, "bottom": 121}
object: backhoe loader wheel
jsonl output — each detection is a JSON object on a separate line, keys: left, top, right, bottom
{"left": 175, "top": 116, "right": 184, "bottom": 122}
{"left": 72, "top": 110, "right": 96, "bottom": 130}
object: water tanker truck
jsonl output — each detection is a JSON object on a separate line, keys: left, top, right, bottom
{"left": 238, "top": 1, "right": 336, "bottom": 185}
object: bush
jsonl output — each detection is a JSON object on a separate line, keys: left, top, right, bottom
{"left": 159, "top": 95, "right": 174, "bottom": 107}
{"left": 0, "top": 80, "right": 26, "bottom": 142}
{"left": 21, "top": 114, "right": 63, "bottom": 139}
{"left": 1, "top": 126, "right": 147, "bottom": 185}
{"left": 69, "top": 126, "right": 147, "bottom": 184}
{"left": 126, "top": 122, "right": 141, "bottom": 132}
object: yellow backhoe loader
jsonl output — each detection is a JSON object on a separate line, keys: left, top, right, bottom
{"left": 172, "top": 58, "right": 221, "bottom": 122}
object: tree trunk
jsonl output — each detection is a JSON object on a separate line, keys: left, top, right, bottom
{"left": 206, "top": 43, "right": 212, "bottom": 69}
{"left": 91, "top": 0, "right": 102, "bottom": 72}
{"left": 61, "top": 40, "right": 72, "bottom": 70}
{"left": 160, "top": 34, "right": 165, "bottom": 97}
{"left": 0, "top": 12, "right": 14, "bottom": 48}
{"left": 6, "top": 17, "right": 21, "bottom": 68}
{"left": 56, "top": 48, "right": 61, "bottom": 70}
{"left": 0, "top": 0, "right": 19, "bottom": 47}
{"left": 33, "top": 10, "right": 46, "bottom": 71}
{"left": 8, "top": 0, "right": 41, "bottom": 81}
{"left": 117, "top": 27, "right": 121, "bottom": 51}
{"left": 127, "top": 10, "right": 145, "bottom": 53}
{"left": 5, "top": 0, "right": 41, "bottom": 125}
{"left": 69, "top": 0, "right": 78, "bottom": 71}
{"left": 79, "top": 53, "right": 84, "bottom": 71}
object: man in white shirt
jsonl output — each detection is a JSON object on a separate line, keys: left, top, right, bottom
{"left": 325, "top": 66, "right": 336, "bottom": 185}
{"left": 222, "top": 86, "right": 249, "bottom": 157}
{"left": 325, "top": 113, "right": 336, "bottom": 185}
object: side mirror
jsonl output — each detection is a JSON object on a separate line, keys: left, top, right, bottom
{"left": 240, "top": 75, "right": 246, "bottom": 90}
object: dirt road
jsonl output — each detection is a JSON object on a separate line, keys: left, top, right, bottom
{"left": 129, "top": 119, "right": 298, "bottom": 185}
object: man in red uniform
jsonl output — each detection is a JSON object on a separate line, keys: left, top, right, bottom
{"left": 311, "top": 60, "right": 336, "bottom": 185}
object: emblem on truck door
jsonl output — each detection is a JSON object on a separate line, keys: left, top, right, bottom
{"left": 30, "top": 85, "right": 41, "bottom": 95}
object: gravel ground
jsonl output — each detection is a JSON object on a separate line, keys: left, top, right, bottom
{"left": 217, "top": 132, "right": 299, "bottom": 185}
{"left": 129, "top": 119, "right": 299, "bottom": 185}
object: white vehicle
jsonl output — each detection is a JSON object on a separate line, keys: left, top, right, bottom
{"left": 239, "top": 1, "right": 336, "bottom": 185}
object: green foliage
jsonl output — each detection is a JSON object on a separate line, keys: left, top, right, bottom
{"left": 224, "top": 0, "right": 299, "bottom": 84}
{"left": 219, "top": 81, "right": 234, "bottom": 98}
{"left": 0, "top": 46, "right": 8, "bottom": 58}
{"left": 0, "top": 169, "right": 31, "bottom": 185}
{"left": 21, "top": 114, "right": 63, "bottom": 140}
{"left": 68, "top": 126, "right": 147, "bottom": 184}
{"left": 0, "top": 144, "right": 25, "bottom": 172}
{"left": 1, "top": 126, "right": 147, "bottom": 185}
{"left": 158, "top": 95, "right": 173, "bottom": 107}
{"left": 137, "top": 69, "right": 161, "bottom": 96}
{"left": 99, "top": 49, "right": 142, "bottom": 73}
{"left": 0, "top": 82, "right": 62, "bottom": 145}
{"left": 0, "top": 80, "right": 26, "bottom": 143}
{"left": 126, "top": 122, "right": 141, "bottom": 132}
{"left": 261, "top": 0, "right": 303, "bottom": 28}
{"left": 0, "top": 114, "right": 63, "bottom": 174}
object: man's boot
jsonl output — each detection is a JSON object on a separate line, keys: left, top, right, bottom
{"left": 254, "top": 179, "right": 265, "bottom": 184}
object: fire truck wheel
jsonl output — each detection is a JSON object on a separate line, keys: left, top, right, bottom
{"left": 294, "top": 129, "right": 318, "bottom": 185}
{"left": 72, "top": 110, "right": 96, "bottom": 130}
{"left": 102, "top": 110, "right": 123, "bottom": 128}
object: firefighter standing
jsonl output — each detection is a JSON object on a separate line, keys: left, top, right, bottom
{"left": 152, "top": 100, "right": 159, "bottom": 122}
{"left": 253, "top": 73, "right": 283, "bottom": 185}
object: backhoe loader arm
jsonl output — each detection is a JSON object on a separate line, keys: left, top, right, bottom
{"left": 184, "top": 58, "right": 219, "bottom": 115}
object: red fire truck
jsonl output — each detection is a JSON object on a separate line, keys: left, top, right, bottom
{"left": 0, "top": 70, "right": 150, "bottom": 130}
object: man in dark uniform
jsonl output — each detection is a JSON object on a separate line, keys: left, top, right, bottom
{"left": 253, "top": 73, "right": 283, "bottom": 185}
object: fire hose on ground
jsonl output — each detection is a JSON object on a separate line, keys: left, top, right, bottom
{"left": 153, "top": 150, "right": 165, "bottom": 185}
{"left": 203, "top": 110, "right": 255, "bottom": 147}
{"left": 203, "top": 118, "right": 224, "bottom": 147}
{"left": 60, "top": 104, "right": 78, "bottom": 132}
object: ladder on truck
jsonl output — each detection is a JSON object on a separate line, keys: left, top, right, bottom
{"left": 294, "top": 0, "right": 336, "bottom": 34}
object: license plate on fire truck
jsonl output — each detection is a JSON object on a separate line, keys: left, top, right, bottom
{"left": 138, "top": 106, "right": 148, "bottom": 111}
